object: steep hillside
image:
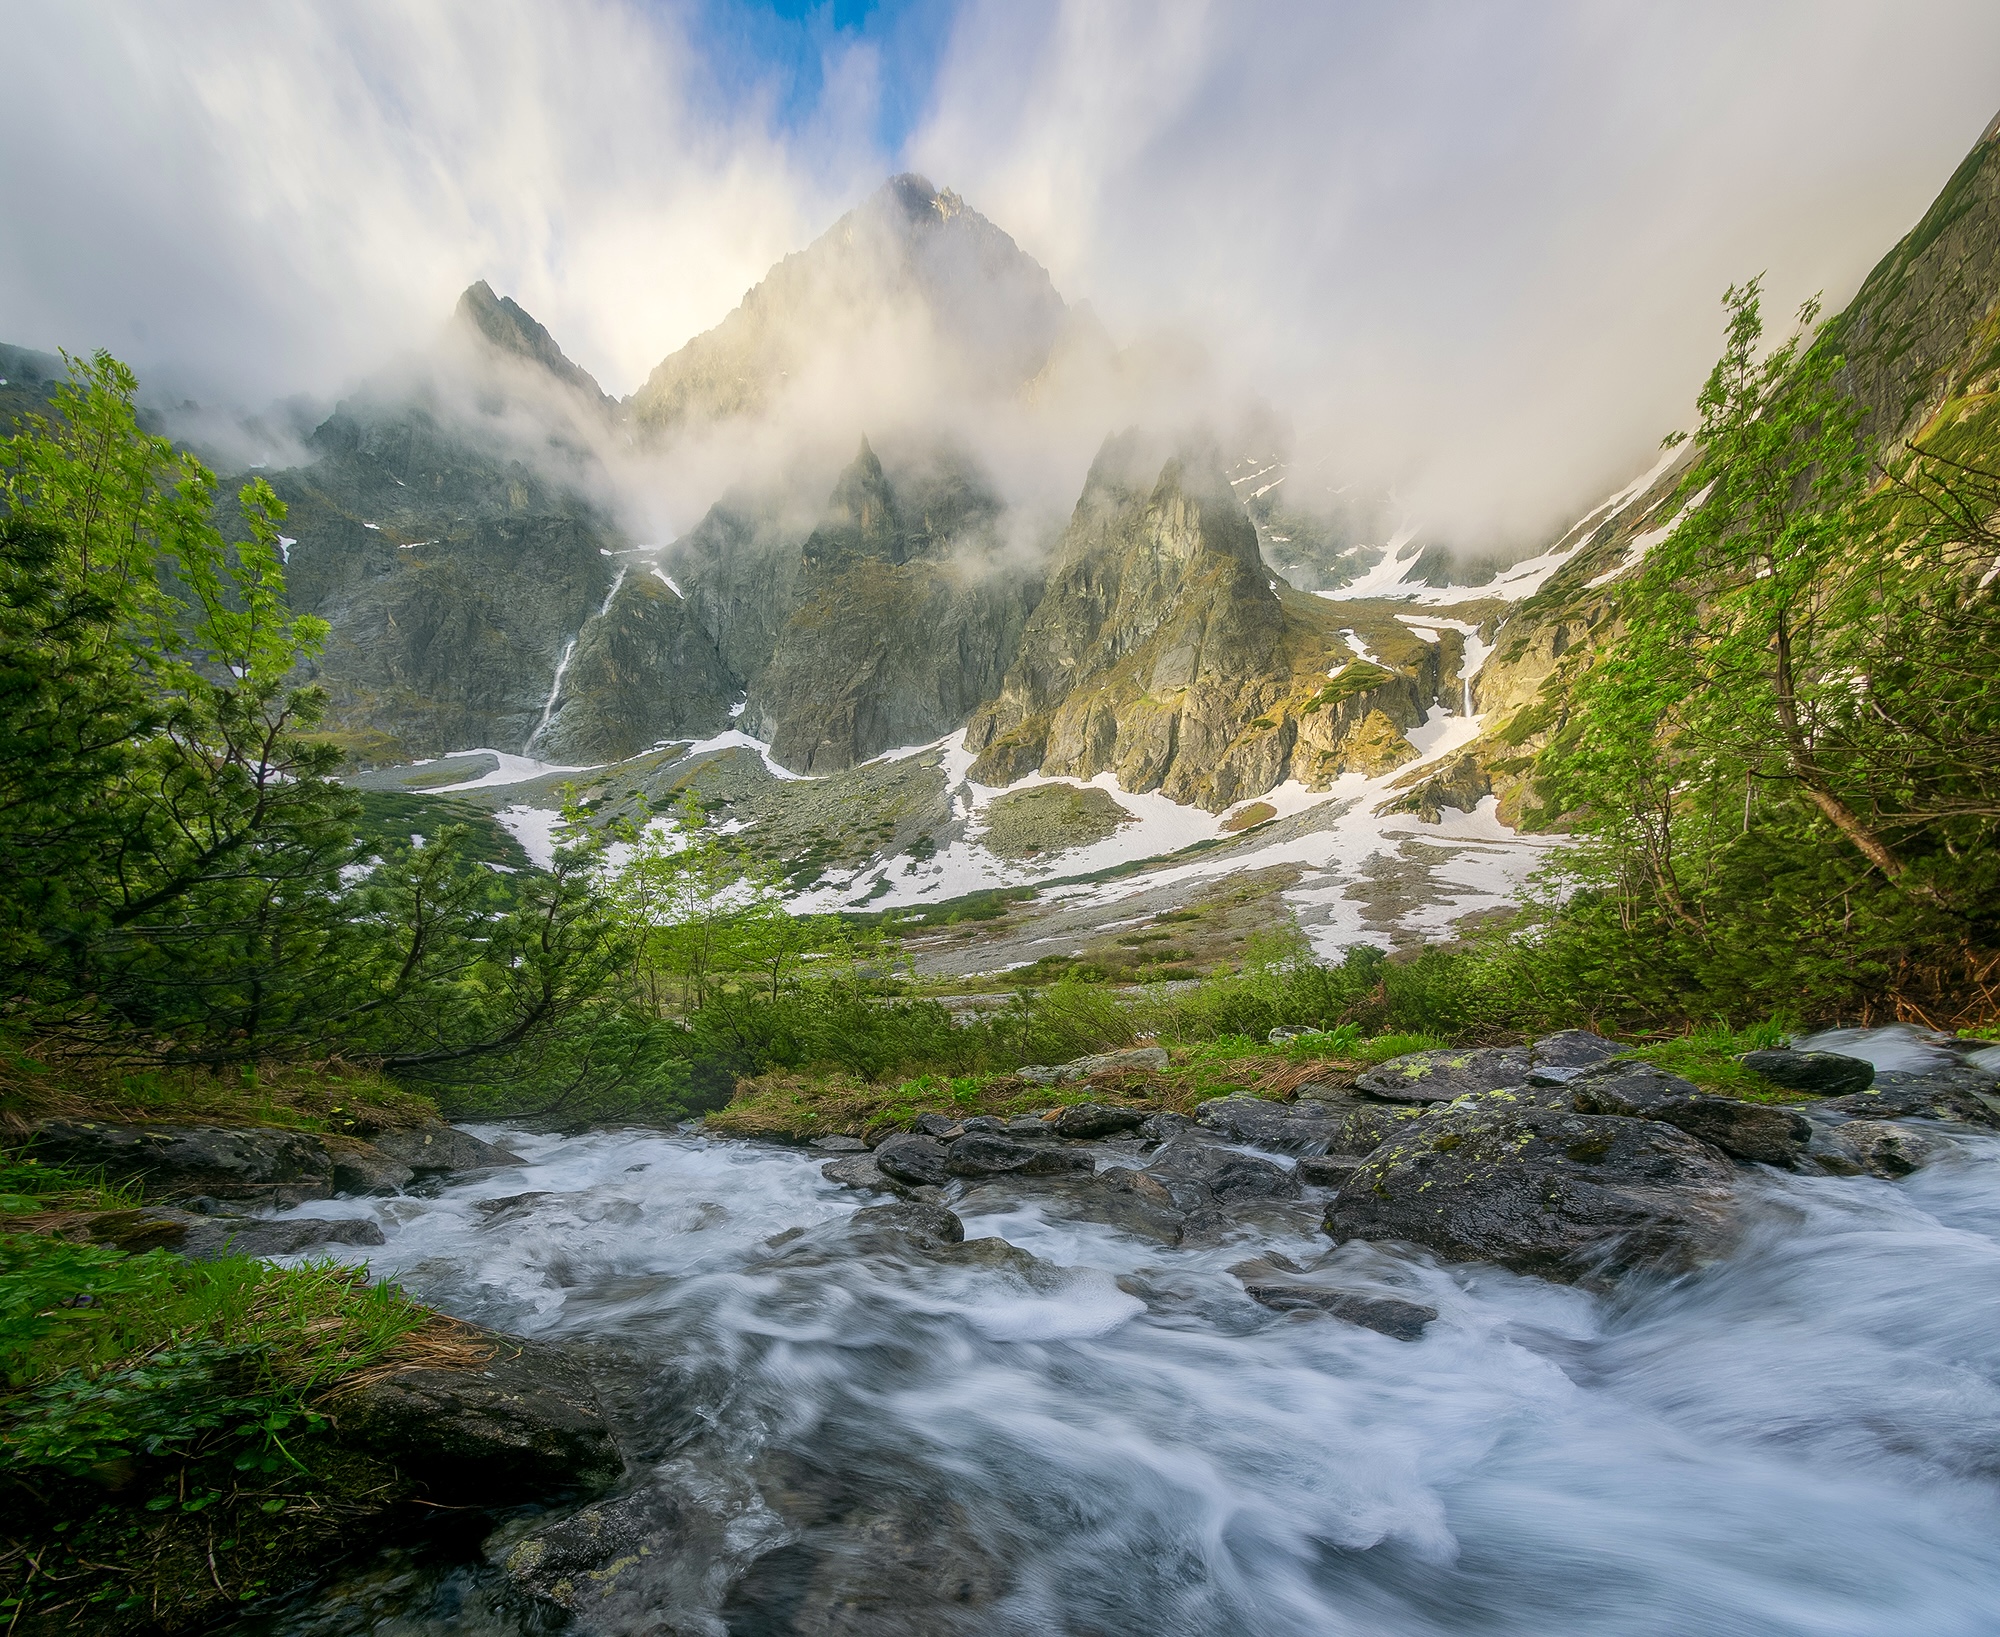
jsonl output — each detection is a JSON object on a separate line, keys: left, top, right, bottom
{"left": 227, "top": 288, "right": 630, "bottom": 763}
{"left": 1425, "top": 107, "right": 2000, "bottom": 828}
{"left": 628, "top": 175, "right": 1068, "bottom": 436}
{"left": 964, "top": 437, "right": 1458, "bottom": 811}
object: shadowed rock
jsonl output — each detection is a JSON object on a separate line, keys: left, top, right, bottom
{"left": 1738, "top": 1050, "right": 1874, "bottom": 1096}
{"left": 369, "top": 1123, "right": 524, "bottom": 1173}
{"left": 28, "top": 1120, "right": 334, "bottom": 1205}
{"left": 1355, "top": 1047, "right": 1533, "bottom": 1103}
{"left": 1242, "top": 1283, "right": 1438, "bottom": 1340}
{"left": 331, "top": 1337, "right": 621, "bottom": 1505}
{"left": 1570, "top": 1062, "right": 1813, "bottom": 1167}
{"left": 1326, "top": 1102, "right": 1738, "bottom": 1283}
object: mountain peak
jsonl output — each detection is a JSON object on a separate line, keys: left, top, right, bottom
{"left": 453, "top": 281, "right": 609, "bottom": 406}
{"left": 629, "top": 177, "right": 1066, "bottom": 436}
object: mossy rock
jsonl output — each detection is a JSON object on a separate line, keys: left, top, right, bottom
{"left": 978, "top": 782, "right": 1133, "bottom": 859}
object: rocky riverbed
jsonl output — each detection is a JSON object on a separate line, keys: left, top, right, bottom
{"left": 163, "top": 1026, "right": 2000, "bottom": 1635}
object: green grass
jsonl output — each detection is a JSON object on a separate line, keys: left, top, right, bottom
{"left": 0, "top": 1197, "right": 448, "bottom": 1632}
{"left": 1617, "top": 1022, "right": 1801, "bottom": 1100}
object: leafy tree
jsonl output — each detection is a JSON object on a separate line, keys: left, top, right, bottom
{"left": 1527, "top": 282, "right": 2000, "bottom": 1024}
{"left": 0, "top": 353, "right": 356, "bottom": 1058}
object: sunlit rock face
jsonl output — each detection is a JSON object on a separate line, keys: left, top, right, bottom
{"left": 628, "top": 174, "right": 1070, "bottom": 438}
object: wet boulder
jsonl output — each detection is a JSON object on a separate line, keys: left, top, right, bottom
{"left": 1144, "top": 1140, "right": 1300, "bottom": 1205}
{"left": 1194, "top": 1096, "right": 1349, "bottom": 1153}
{"left": 1046, "top": 1102, "right": 1148, "bottom": 1138}
{"left": 1836, "top": 1120, "right": 1952, "bottom": 1178}
{"left": 1241, "top": 1283, "right": 1438, "bottom": 1340}
{"left": 499, "top": 1479, "right": 695, "bottom": 1616}
{"left": 1137, "top": 1111, "right": 1195, "bottom": 1143}
{"left": 809, "top": 1134, "right": 869, "bottom": 1153}
{"left": 27, "top": 1119, "right": 334, "bottom": 1205}
{"left": 1331, "top": 1102, "right": 1430, "bottom": 1155}
{"left": 873, "top": 1133, "right": 951, "bottom": 1188}
{"left": 1326, "top": 1101, "right": 1739, "bottom": 1283}
{"left": 820, "top": 1153, "right": 891, "bottom": 1192}
{"left": 330, "top": 1335, "right": 622, "bottom": 1505}
{"left": 1355, "top": 1047, "right": 1532, "bottom": 1103}
{"left": 1819, "top": 1065, "right": 2000, "bottom": 1127}
{"left": 369, "top": 1122, "right": 524, "bottom": 1173}
{"left": 323, "top": 1134, "right": 416, "bottom": 1197}
{"left": 844, "top": 1201, "right": 966, "bottom": 1251}
{"left": 1570, "top": 1063, "right": 1813, "bottom": 1167}
{"left": 177, "top": 1213, "right": 387, "bottom": 1260}
{"left": 1297, "top": 1155, "right": 1364, "bottom": 1187}
{"left": 945, "top": 1133, "right": 1094, "bottom": 1178}
{"left": 1737, "top": 1049, "right": 1874, "bottom": 1096}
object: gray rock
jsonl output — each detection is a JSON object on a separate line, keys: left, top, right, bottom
{"left": 1326, "top": 1104, "right": 1739, "bottom": 1284}
{"left": 1738, "top": 1049, "right": 1874, "bottom": 1096}
{"left": 1838, "top": 1120, "right": 1952, "bottom": 1178}
{"left": 178, "top": 1214, "right": 387, "bottom": 1261}
{"left": 476, "top": 1191, "right": 556, "bottom": 1217}
{"left": 1144, "top": 1140, "right": 1300, "bottom": 1203}
{"left": 500, "top": 1480, "right": 694, "bottom": 1614}
{"left": 873, "top": 1133, "right": 951, "bottom": 1187}
{"left": 56, "top": 1206, "right": 384, "bottom": 1261}
{"left": 370, "top": 1123, "right": 525, "bottom": 1174}
{"left": 1046, "top": 1102, "right": 1148, "bottom": 1138}
{"left": 1194, "top": 1095, "right": 1347, "bottom": 1153}
{"left": 1137, "top": 1111, "right": 1195, "bottom": 1143}
{"left": 1570, "top": 1063, "right": 1813, "bottom": 1167}
{"left": 330, "top": 1336, "right": 622, "bottom": 1504}
{"left": 1354, "top": 1047, "right": 1532, "bottom": 1103}
{"left": 1803, "top": 1122, "right": 1868, "bottom": 1177}
{"left": 1242, "top": 1284, "right": 1438, "bottom": 1340}
{"left": 1530, "top": 1029, "right": 1628, "bottom": 1068}
{"left": 1331, "top": 1102, "right": 1430, "bottom": 1155}
{"left": 1821, "top": 1065, "right": 2000, "bottom": 1126}
{"left": 324, "top": 1136, "right": 415, "bottom": 1197}
{"left": 956, "top": 1173, "right": 1186, "bottom": 1245}
{"left": 907, "top": 1113, "right": 962, "bottom": 1138}
{"left": 808, "top": 1134, "right": 869, "bottom": 1153}
{"left": 1296, "top": 1155, "right": 1363, "bottom": 1187}
{"left": 945, "top": 1133, "right": 1094, "bottom": 1177}
{"left": 1016, "top": 1046, "right": 1170, "bottom": 1086}
{"left": 820, "top": 1154, "right": 890, "bottom": 1192}
{"left": 27, "top": 1119, "right": 333, "bottom": 1205}
{"left": 845, "top": 1202, "right": 966, "bottom": 1251}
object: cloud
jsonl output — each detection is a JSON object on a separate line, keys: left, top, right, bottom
{"left": 0, "top": 0, "right": 879, "bottom": 403}
{"left": 908, "top": 0, "right": 2000, "bottom": 546}
{"left": 6, "top": 0, "right": 2000, "bottom": 550}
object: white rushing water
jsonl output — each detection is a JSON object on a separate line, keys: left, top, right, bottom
{"left": 265, "top": 1116, "right": 2000, "bottom": 1636}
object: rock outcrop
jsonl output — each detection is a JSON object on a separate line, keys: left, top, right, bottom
{"left": 1325, "top": 1095, "right": 1741, "bottom": 1283}
{"left": 329, "top": 1334, "right": 623, "bottom": 1505}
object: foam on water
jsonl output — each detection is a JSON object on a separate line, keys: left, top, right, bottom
{"left": 265, "top": 1106, "right": 2000, "bottom": 1635}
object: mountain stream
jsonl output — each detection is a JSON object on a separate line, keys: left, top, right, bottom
{"left": 237, "top": 1045, "right": 2000, "bottom": 1635}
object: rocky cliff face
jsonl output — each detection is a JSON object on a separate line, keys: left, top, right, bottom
{"left": 628, "top": 175, "right": 1068, "bottom": 437}
{"left": 231, "top": 290, "right": 628, "bottom": 762}
{"left": 963, "top": 437, "right": 1451, "bottom": 811}
{"left": 656, "top": 440, "right": 1042, "bottom": 773}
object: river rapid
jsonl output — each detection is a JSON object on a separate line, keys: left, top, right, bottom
{"left": 240, "top": 1072, "right": 2000, "bottom": 1634}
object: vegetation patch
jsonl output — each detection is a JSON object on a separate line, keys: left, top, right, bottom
{"left": 978, "top": 782, "right": 1134, "bottom": 859}
{"left": 0, "top": 1196, "right": 473, "bottom": 1634}
{"left": 1221, "top": 801, "right": 1277, "bottom": 832}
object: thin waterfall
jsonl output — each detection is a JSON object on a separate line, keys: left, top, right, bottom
{"left": 525, "top": 637, "right": 577, "bottom": 753}
{"left": 524, "top": 568, "right": 628, "bottom": 755}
